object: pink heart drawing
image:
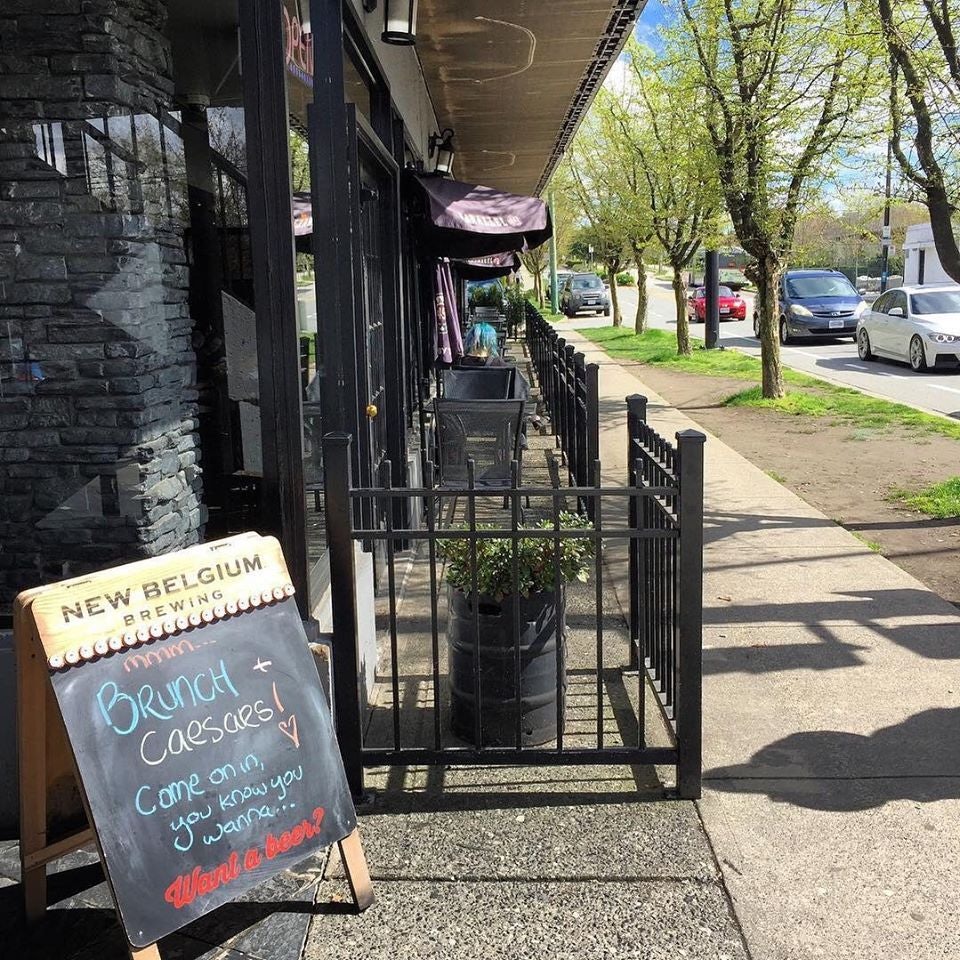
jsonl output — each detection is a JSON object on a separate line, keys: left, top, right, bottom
{"left": 279, "top": 715, "right": 300, "bottom": 749}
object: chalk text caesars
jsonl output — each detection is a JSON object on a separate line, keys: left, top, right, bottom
{"left": 59, "top": 554, "right": 263, "bottom": 624}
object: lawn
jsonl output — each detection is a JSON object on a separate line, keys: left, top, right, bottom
{"left": 889, "top": 477, "right": 960, "bottom": 517}
{"left": 578, "top": 327, "right": 817, "bottom": 385}
{"left": 579, "top": 327, "right": 960, "bottom": 442}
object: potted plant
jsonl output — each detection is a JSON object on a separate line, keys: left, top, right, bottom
{"left": 439, "top": 513, "right": 594, "bottom": 746}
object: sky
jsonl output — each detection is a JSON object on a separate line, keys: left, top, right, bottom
{"left": 634, "top": 0, "right": 672, "bottom": 49}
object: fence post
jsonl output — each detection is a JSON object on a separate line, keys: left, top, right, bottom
{"left": 675, "top": 428, "right": 705, "bottom": 800}
{"left": 322, "top": 432, "right": 365, "bottom": 799}
{"left": 626, "top": 395, "right": 647, "bottom": 669}
{"left": 586, "top": 362, "right": 600, "bottom": 485}
{"left": 564, "top": 343, "right": 576, "bottom": 470}
{"left": 555, "top": 336, "right": 566, "bottom": 446}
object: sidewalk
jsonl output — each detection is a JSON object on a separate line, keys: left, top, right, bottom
{"left": 566, "top": 329, "right": 960, "bottom": 960}
{"left": 6, "top": 338, "right": 959, "bottom": 959}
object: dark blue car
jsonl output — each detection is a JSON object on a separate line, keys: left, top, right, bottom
{"left": 769, "top": 269, "right": 867, "bottom": 344}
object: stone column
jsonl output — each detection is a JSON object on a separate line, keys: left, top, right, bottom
{"left": 0, "top": 0, "right": 205, "bottom": 607}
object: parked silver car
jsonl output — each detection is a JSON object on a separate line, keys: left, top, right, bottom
{"left": 857, "top": 284, "right": 960, "bottom": 372}
{"left": 560, "top": 273, "right": 610, "bottom": 317}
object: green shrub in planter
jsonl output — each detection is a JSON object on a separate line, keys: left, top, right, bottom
{"left": 616, "top": 271, "right": 635, "bottom": 286}
{"left": 439, "top": 513, "right": 594, "bottom": 745}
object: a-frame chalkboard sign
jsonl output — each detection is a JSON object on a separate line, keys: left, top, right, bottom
{"left": 15, "top": 533, "right": 373, "bottom": 959}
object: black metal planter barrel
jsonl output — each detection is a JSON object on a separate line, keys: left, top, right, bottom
{"left": 447, "top": 586, "right": 566, "bottom": 746}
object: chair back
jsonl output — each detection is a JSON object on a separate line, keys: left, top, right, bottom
{"left": 441, "top": 366, "right": 515, "bottom": 400}
{"left": 433, "top": 398, "right": 525, "bottom": 488}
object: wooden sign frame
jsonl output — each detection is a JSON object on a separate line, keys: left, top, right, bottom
{"left": 15, "top": 533, "right": 373, "bottom": 959}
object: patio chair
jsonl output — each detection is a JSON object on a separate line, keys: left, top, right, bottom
{"left": 441, "top": 366, "right": 515, "bottom": 400}
{"left": 432, "top": 398, "right": 526, "bottom": 525}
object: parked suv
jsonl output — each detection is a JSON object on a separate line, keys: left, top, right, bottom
{"left": 561, "top": 273, "right": 610, "bottom": 317}
{"left": 772, "top": 269, "right": 867, "bottom": 343}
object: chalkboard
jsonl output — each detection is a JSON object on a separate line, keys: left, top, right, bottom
{"left": 48, "top": 589, "right": 356, "bottom": 948}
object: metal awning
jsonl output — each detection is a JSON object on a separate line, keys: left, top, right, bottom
{"left": 416, "top": 0, "right": 646, "bottom": 194}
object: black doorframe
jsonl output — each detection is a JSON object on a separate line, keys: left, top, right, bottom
{"left": 355, "top": 110, "right": 406, "bottom": 495}
{"left": 238, "top": 0, "right": 308, "bottom": 614}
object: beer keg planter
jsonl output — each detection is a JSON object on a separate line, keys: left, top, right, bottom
{"left": 440, "top": 513, "right": 593, "bottom": 747}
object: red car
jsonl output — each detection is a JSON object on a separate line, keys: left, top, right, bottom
{"left": 686, "top": 285, "right": 747, "bottom": 322}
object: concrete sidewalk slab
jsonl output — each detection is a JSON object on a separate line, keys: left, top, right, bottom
{"left": 306, "top": 878, "right": 749, "bottom": 960}
{"left": 326, "top": 770, "right": 716, "bottom": 883}
{"left": 564, "top": 328, "right": 960, "bottom": 960}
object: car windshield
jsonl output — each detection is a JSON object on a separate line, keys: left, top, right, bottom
{"left": 910, "top": 290, "right": 960, "bottom": 315}
{"left": 786, "top": 275, "right": 858, "bottom": 298}
{"left": 573, "top": 276, "right": 602, "bottom": 290}
{"left": 719, "top": 286, "right": 734, "bottom": 297}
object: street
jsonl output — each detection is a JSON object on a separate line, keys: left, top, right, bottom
{"left": 571, "top": 277, "right": 960, "bottom": 420}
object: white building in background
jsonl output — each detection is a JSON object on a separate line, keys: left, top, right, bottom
{"left": 904, "top": 222, "right": 955, "bottom": 285}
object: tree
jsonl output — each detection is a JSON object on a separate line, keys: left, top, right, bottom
{"left": 589, "top": 85, "right": 658, "bottom": 334}
{"left": 610, "top": 40, "right": 721, "bottom": 354}
{"left": 565, "top": 143, "right": 631, "bottom": 326}
{"left": 564, "top": 85, "right": 658, "bottom": 331}
{"left": 677, "top": 0, "right": 876, "bottom": 397}
{"left": 878, "top": 0, "right": 960, "bottom": 282}
{"left": 520, "top": 242, "right": 548, "bottom": 306}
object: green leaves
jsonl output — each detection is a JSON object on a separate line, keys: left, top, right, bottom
{"left": 438, "top": 512, "right": 595, "bottom": 600}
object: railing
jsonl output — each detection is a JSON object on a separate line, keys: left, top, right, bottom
{"left": 525, "top": 303, "right": 599, "bottom": 492}
{"left": 322, "top": 415, "right": 704, "bottom": 800}
{"left": 627, "top": 394, "right": 705, "bottom": 797}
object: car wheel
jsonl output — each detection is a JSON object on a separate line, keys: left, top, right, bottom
{"left": 857, "top": 328, "right": 874, "bottom": 361}
{"left": 779, "top": 317, "right": 792, "bottom": 345}
{"left": 603, "top": 308, "right": 610, "bottom": 317}
{"left": 909, "top": 335, "right": 928, "bottom": 372}
{"left": 753, "top": 315, "right": 760, "bottom": 338}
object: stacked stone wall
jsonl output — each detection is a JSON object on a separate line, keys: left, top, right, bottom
{"left": 0, "top": 0, "right": 204, "bottom": 608}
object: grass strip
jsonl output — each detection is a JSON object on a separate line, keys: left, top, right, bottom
{"left": 578, "top": 327, "right": 817, "bottom": 385}
{"left": 579, "top": 327, "right": 960, "bottom": 442}
{"left": 532, "top": 302, "right": 566, "bottom": 324}
{"left": 725, "top": 386, "right": 960, "bottom": 440}
{"left": 888, "top": 477, "right": 960, "bottom": 517}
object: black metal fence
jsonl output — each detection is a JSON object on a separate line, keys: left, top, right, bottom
{"left": 323, "top": 410, "right": 705, "bottom": 800}
{"left": 525, "top": 303, "right": 599, "bottom": 491}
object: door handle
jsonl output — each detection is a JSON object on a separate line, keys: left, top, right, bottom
{"left": 365, "top": 403, "right": 378, "bottom": 419}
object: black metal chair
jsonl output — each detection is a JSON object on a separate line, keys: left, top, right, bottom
{"left": 441, "top": 366, "right": 515, "bottom": 400}
{"left": 432, "top": 398, "right": 526, "bottom": 525}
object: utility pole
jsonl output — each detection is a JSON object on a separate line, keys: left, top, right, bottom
{"left": 880, "top": 137, "right": 892, "bottom": 293}
{"left": 704, "top": 249, "right": 720, "bottom": 349}
{"left": 549, "top": 190, "right": 559, "bottom": 313}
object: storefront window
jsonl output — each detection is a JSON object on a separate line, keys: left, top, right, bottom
{"left": 343, "top": 49, "right": 374, "bottom": 124}
{"left": 0, "top": 0, "right": 261, "bottom": 607}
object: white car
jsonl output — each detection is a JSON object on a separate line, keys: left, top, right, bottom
{"left": 856, "top": 283, "right": 960, "bottom": 372}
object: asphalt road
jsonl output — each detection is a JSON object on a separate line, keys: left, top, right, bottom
{"left": 569, "top": 277, "right": 960, "bottom": 421}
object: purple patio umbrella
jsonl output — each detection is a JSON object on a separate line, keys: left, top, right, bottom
{"left": 454, "top": 250, "right": 521, "bottom": 280}
{"left": 432, "top": 260, "right": 463, "bottom": 364}
{"left": 407, "top": 173, "right": 551, "bottom": 259}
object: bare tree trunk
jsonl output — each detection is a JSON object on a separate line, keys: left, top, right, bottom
{"left": 672, "top": 265, "right": 691, "bottom": 355}
{"left": 607, "top": 264, "right": 622, "bottom": 327}
{"left": 753, "top": 256, "right": 785, "bottom": 398}
{"left": 534, "top": 272, "right": 544, "bottom": 308}
{"left": 632, "top": 245, "right": 648, "bottom": 334}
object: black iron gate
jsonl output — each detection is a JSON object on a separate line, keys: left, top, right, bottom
{"left": 323, "top": 400, "right": 704, "bottom": 800}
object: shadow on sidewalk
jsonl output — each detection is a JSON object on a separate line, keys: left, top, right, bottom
{"left": 704, "top": 707, "right": 960, "bottom": 810}
{"left": 705, "top": 586, "right": 960, "bottom": 661}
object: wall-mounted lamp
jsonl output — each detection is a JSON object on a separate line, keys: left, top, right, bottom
{"left": 296, "top": 0, "right": 311, "bottom": 34}
{"left": 382, "top": 0, "right": 418, "bottom": 46}
{"left": 429, "top": 128, "right": 455, "bottom": 176}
